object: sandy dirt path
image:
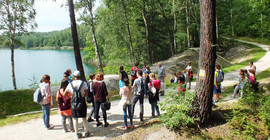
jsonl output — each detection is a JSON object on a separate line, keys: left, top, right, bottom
{"left": 0, "top": 40, "right": 269, "bottom": 140}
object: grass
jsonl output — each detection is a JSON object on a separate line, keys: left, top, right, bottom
{"left": 256, "top": 67, "right": 270, "bottom": 81}
{"left": 237, "top": 37, "right": 270, "bottom": 46}
{"left": 222, "top": 41, "right": 266, "bottom": 73}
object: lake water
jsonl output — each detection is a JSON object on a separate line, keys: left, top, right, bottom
{"left": 0, "top": 49, "right": 95, "bottom": 91}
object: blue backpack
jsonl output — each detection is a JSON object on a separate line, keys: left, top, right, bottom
{"left": 33, "top": 87, "right": 43, "bottom": 104}
{"left": 216, "top": 70, "right": 224, "bottom": 83}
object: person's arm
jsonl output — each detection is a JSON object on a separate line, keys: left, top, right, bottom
{"left": 132, "top": 80, "right": 136, "bottom": 90}
{"left": 119, "top": 73, "right": 122, "bottom": 80}
{"left": 215, "top": 72, "right": 219, "bottom": 89}
{"left": 103, "top": 83, "right": 110, "bottom": 101}
{"left": 254, "top": 66, "right": 256, "bottom": 72}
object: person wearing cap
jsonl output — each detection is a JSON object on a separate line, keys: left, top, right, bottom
{"left": 158, "top": 63, "right": 166, "bottom": 96}
{"left": 64, "top": 70, "right": 90, "bottom": 139}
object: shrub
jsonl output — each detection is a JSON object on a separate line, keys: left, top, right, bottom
{"left": 159, "top": 91, "right": 197, "bottom": 130}
{"left": 258, "top": 95, "right": 270, "bottom": 130}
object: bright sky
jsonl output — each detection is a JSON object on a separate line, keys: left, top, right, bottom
{"left": 34, "top": 0, "right": 102, "bottom": 32}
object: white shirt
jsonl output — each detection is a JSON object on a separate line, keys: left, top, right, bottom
{"left": 186, "top": 65, "right": 192, "bottom": 75}
{"left": 66, "top": 80, "right": 88, "bottom": 97}
{"left": 39, "top": 82, "right": 52, "bottom": 105}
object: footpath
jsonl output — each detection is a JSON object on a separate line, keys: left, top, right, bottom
{"left": 0, "top": 40, "right": 269, "bottom": 140}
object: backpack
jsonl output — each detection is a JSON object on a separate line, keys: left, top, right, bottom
{"left": 86, "top": 81, "right": 94, "bottom": 103}
{"left": 216, "top": 70, "right": 224, "bottom": 83}
{"left": 148, "top": 81, "right": 157, "bottom": 98}
{"left": 71, "top": 81, "right": 84, "bottom": 111}
{"left": 189, "top": 71, "right": 194, "bottom": 80}
{"left": 57, "top": 90, "right": 71, "bottom": 111}
{"left": 33, "top": 87, "right": 43, "bottom": 104}
{"left": 131, "top": 67, "right": 138, "bottom": 77}
{"left": 136, "top": 78, "right": 144, "bottom": 96}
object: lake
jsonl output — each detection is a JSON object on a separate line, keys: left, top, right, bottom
{"left": 0, "top": 49, "right": 96, "bottom": 91}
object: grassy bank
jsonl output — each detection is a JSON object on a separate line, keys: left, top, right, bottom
{"left": 222, "top": 40, "right": 266, "bottom": 73}
{"left": 237, "top": 37, "right": 270, "bottom": 46}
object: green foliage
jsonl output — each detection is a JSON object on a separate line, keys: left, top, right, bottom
{"left": 96, "top": 65, "right": 132, "bottom": 75}
{"left": 258, "top": 95, "right": 270, "bottom": 130}
{"left": 28, "top": 75, "right": 39, "bottom": 89}
{"left": 239, "top": 85, "right": 262, "bottom": 113}
{"left": 159, "top": 91, "right": 197, "bottom": 130}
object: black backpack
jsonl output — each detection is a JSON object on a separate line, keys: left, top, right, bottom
{"left": 71, "top": 82, "right": 84, "bottom": 111}
{"left": 86, "top": 81, "right": 94, "bottom": 103}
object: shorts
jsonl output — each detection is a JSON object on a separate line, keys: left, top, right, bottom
{"left": 213, "top": 85, "right": 221, "bottom": 94}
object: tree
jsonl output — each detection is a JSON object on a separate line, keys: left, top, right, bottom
{"left": 68, "top": 0, "right": 86, "bottom": 81}
{"left": 77, "top": 0, "right": 104, "bottom": 73}
{"left": 185, "top": 0, "right": 190, "bottom": 48}
{"left": 195, "top": 0, "right": 217, "bottom": 126}
{"left": 0, "top": 0, "right": 36, "bottom": 90}
{"left": 142, "top": 0, "right": 152, "bottom": 65}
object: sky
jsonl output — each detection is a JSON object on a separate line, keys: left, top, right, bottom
{"left": 34, "top": 0, "right": 102, "bottom": 32}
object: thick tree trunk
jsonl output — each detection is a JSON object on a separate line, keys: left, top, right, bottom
{"left": 68, "top": 0, "right": 86, "bottom": 81}
{"left": 196, "top": 0, "right": 217, "bottom": 126}
{"left": 186, "top": 0, "right": 190, "bottom": 48}
{"left": 230, "top": 0, "right": 234, "bottom": 45}
{"left": 121, "top": 0, "right": 135, "bottom": 66}
{"left": 142, "top": 0, "right": 152, "bottom": 65}
{"left": 158, "top": 0, "right": 174, "bottom": 56}
{"left": 86, "top": 0, "right": 104, "bottom": 73}
{"left": 173, "top": 0, "right": 177, "bottom": 53}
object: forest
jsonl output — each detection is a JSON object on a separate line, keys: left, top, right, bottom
{"left": 1, "top": 0, "right": 269, "bottom": 67}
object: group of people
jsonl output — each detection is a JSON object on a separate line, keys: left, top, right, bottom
{"left": 170, "top": 61, "right": 193, "bottom": 93}
{"left": 232, "top": 61, "right": 258, "bottom": 98}
{"left": 38, "top": 61, "right": 167, "bottom": 139}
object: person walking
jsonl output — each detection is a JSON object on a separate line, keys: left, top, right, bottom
{"left": 87, "top": 73, "right": 96, "bottom": 122}
{"left": 119, "top": 66, "right": 129, "bottom": 89}
{"left": 56, "top": 80, "right": 74, "bottom": 132}
{"left": 64, "top": 70, "right": 89, "bottom": 139}
{"left": 185, "top": 61, "right": 192, "bottom": 90}
{"left": 39, "top": 74, "right": 54, "bottom": 130}
{"left": 119, "top": 78, "right": 134, "bottom": 130}
{"left": 131, "top": 62, "right": 140, "bottom": 86}
{"left": 92, "top": 72, "right": 110, "bottom": 127}
{"left": 131, "top": 70, "right": 145, "bottom": 122}
{"left": 158, "top": 63, "right": 166, "bottom": 96}
{"left": 66, "top": 69, "right": 72, "bottom": 83}
{"left": 148, "top": 73, "right": 161, "bottom": 118}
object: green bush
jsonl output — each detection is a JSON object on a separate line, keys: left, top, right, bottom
{"left": 96, "top": 65, "right": 132, "bottom": 75}
{"left": 259, "top": 95, "right": 270, "bottom": 130}
{"left": 159, "top": 91, "right": 197, "bottom": 130}
{"left": 239, "top": 85, "right": 262, "bottom": 112}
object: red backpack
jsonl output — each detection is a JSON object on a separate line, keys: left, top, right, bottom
{"left": 57, "top": 90, "right": 71, "bottom": 111}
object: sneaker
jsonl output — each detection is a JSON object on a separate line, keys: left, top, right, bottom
{"left": 71, "top": 129, "right": 75, "bottom": 132}
{"left": 87, "top": 117, "right": 94, "bottom": 122}
{"left": 130, "top": 125, "right": 134, "bottom": 129}
{"left": 104, "top": 122, "right": 109, "bottom": 127}
{"left": 125, "top": 126, "right": 128, "bottom": 130}
{"left": 77, "top": 133, "right": 82, "bottom": 139}
{"left": 85, "top": 131, "right": 90, "bottom": 137}
{"left": 96, "top": 121, "right": 103, "bottom": 127}
{"left": 47, "top": 125, "right": 54, "bottom": 130}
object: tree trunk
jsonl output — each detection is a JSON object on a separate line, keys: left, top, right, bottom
{"left": 260, "top": 0, "right": 263, "bottom": 38}
{"left": 158, "top": 0, "right": 174, "bottom": 56}
{"left": 142, "top": 0, "right": 152, "bottom": 65}
{"left": 216, "top": 15, "right": 219, "bottom": 45}
{"left": 11, "top": 39, "right": 17, "bottom": 90}
{"left": 121, "top": 0, "right": 135, "bottom": 66}
{"left": 196, "top": 0, "right": 217, "bottom": 126}
{"left": 86, "top": 0, "right": 104, "bottom": 73}
{"left": 173, "top": 0, "right": 177, "bottom": 53}
{"left": 230, "top": 0, "right": 234, "bottom": 45}
{"left": 68, "top": 0, "right": 86, "bottom": 81}
{"left": 186, "top": 0, "right": 190, "bottom": 48}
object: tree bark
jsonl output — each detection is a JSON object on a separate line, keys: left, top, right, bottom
{"left": 121, "top": 0, "right": 135, "bottom": 66}
{"left": 158, "top": 0, "right": 174, "bottom": 56}
{"left": 186, "top": 0, "right": 190, "bottom": 48}
{"left": 173, "top": 0, "right": 177, "bottom": 53}
{"left": 216, "top": 15, "right": 219, "bottom": 45}
{"left": 196, "top": 0, "right": 217, "bottom": 126}
{"left": 142, "top": 0, "right": 152, "bottom": 65}
{"left": 230, "top": 0, "right": 234, "bottom": 45}
{"left": 68, "top": 0, "right": 86, "bottom": 81}
{"left": 86, "top": 0, "right": 104, "bottom": 73}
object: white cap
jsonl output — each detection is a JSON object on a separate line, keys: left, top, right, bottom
{"left": 73, "top": 70, "right": 80, "bottom": 77}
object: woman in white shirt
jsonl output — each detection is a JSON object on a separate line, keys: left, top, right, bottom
{"left": 185, "top": 61, "right": 192, "bottom": 90}
{"left": 119, "top": 78, "right": 133, "bottom": 130}
{"left": 39, "top": 74, "right": 54, "bottom": 130}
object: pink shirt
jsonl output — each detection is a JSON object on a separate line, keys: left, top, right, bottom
{"left": 148, "top": 79, "right": 161, "bottom": 89}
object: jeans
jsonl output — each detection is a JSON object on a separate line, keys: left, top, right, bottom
{"left": 123, "top": 105, "right": 133, "bottom": 126}
{"left": 150, "top": 101, "right": 160, "bottom": 117}
{"left": 131, "top": 94, "right": 144, "bottom": 121}
{"left": 61, "top": 115, "right": 74, "bottom": 132}
{"left": 88, "top": 102, "right": 95, "bottom": 120}
{"left": 94, "top": 100, "right": 107, "bottom": 123}
{"left": 41, "top": 103, "right": 50, "bottom": 128}
{"left": 233, "top": 85, "right": 244, "bottom": 97}
{"left": 74, "top": 118, "right": 88, "bottom": 134}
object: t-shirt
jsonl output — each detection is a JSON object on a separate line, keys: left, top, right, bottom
{"left": 131, "top": 66, "right": 139, "bottom": 80}
{"left": 92, "top": 81, "right": 109, "bottom": 102}
{"left": 133, "top": 77, "right": 144, "bottom": 95}
{"left": 119, "top": 86, "right": 132, "bottom": 101}
{"left": 158, "top": 66, "right": 165, "bottom": 81}
{"left": 65, "top": 80, "right": 88, "bottom": 97}
{"left": 186, "top": 65, "right": 192, "bottom": 75}
{"left": 39, "top": 82, "right": 52, "bottom": 105}
{"left": 148, "top": 79, "right": 161, "bottom": 90}
{"left": 214, "top": 70, "right": 221, "bottom": 86}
